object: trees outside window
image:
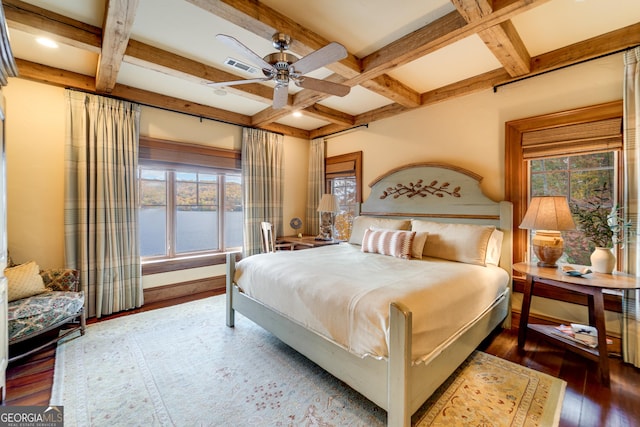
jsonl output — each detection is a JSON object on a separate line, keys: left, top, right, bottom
{"left": 529, "top": 152, "right": 616, "bottom": 266}
{"left": 325, "top": 152, "right": 362, "bottom": 241}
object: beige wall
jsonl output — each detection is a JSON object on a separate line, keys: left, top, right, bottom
{"left": 2, "top": 79, "right": 309, "bottom": 289}
{"left": 327, "top": 54, "right": 623, "bottom": 203}
{"left": 0, "top": 52, "right": 625, "bottom": 314}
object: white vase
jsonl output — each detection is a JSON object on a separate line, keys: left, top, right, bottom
{"left": 590, "top": 247, "right": 616, "bottom": 274}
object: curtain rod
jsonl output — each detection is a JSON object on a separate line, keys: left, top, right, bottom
{"left": 65, "top": 87, "right": 285, "bottom": 136}
{"left": 318, "top": 124, "right": 368, "bottom": 140}
{"left": 493, "top": 45, "right": 639, "bottom": 93}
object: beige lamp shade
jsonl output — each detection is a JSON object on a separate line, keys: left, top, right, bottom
{"left": 519, "top": 196, "right": 576, "bottom": 231}
{"left": 317, "top": 194, "right": 340, "bottom": 213}
{"left": 519, "top": 196, "right": 576, "bottom": 268}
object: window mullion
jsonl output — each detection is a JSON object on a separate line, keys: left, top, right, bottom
{"left": 218, "top": 174, "right": 225, "bottom": 250}
{"left": 167, "top": 170, "right": 176, "bottom": 258}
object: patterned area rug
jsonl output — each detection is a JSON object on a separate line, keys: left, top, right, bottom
{"left": 51, "top": 295, "right": 565, "bottom": 426}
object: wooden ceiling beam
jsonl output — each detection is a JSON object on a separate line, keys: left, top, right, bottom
{"left": 5, "top": 0, "right": 357, "bottom": 128}
{"left": 4, "top": 3, "right": 276, "bottom": 105}
{"left": 451, "top": 0, "right": 530, "bottom": 77}
{"left": 358, "top": 23, "right": 639, "bottom": 127}
{"left": 124, "top": 40, "right": 275, "bottom": 104}
{"left": 309, "top": 123, "right": 351, "bottom": 140}
{"left": 184, "top": 0, "right": 423, "bottom": 112}
{"left": 250, "top": 0, "right": 550, "bottom": 126}
{"left": 359, "top": 0, "right": 548, "bottom": 81}
{"left": 529, "top": 21, "right": 640, "bottom": 74}
{"left": 96, "top": 0, "right": 140, "bottom": 92}
{"left": 303, "top": 104, "right": 354, "bottom": 127}
{"left": 16, "top": 57, "right": 311, "bottom": 138}
{"left": 14, "top": 58, "right": 96, "bottom": 90}
{"left": 360, "top": 75, "right": 421, "bottom": 108}
{"left": 3, "top": 0, "right": 101, "bottom": 53}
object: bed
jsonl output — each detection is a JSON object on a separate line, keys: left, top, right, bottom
{"left": 225, "top": 162, "right": 512, "bottom": 427}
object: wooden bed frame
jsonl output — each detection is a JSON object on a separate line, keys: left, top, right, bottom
{"left": 226, "top": 162, "right": 512, "bottom": 427}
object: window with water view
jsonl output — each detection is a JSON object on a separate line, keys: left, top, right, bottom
{"left": 138, "top": 167, "right": 243, "bottom": 258}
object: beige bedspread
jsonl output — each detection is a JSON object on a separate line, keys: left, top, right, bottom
{"left": 234, "top": 243, "right": 509, "bottom": 363}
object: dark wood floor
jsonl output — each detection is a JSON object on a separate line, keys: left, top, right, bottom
{"left": 3, "top": 292, "right": 640, "bottom": 427}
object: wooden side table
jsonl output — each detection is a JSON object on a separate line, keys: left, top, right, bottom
{"left": 514, "top": 262, "right": 639, "bottom": 386}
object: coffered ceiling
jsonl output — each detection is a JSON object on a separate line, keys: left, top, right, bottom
{"left": 4, "top": 0, "right": 640, "bottom": 139}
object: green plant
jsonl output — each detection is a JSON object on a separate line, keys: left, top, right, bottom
{"left": 570, "top": 184, "right": 632, "bottom": 249}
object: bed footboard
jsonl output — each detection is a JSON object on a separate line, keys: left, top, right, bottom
{"left": 224, "top": 253, "right": 507, "bottom": 427}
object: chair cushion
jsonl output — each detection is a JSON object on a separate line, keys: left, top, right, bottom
{"left": 8, "top": 291, "right": 85, "bottom": 343}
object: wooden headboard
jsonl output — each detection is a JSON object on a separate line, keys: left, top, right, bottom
{"left": 359, "top": 162, "right": 512, "bottom": 275}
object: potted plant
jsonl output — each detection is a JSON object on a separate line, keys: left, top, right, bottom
{"left": 569, "top": 184, "right": 632, "bottom": 273}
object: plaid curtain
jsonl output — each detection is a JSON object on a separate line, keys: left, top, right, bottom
{"left": 305, "top": 137, "right": 325, "bottom": 236}
{"left": 64, "top": 90, "right": 142, "bottom": 318}
{"left": 241, "top": 128, "right": 284, "bottom": 256}
{"left": 623, "top": 47, "right": 640, "bottom": 367}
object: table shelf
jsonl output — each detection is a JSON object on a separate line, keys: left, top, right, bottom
{"left": 527, "top": 324, "right": 599, "bottom": 361}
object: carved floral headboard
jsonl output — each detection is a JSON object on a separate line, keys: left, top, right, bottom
{"left": 359, "top": 162, "right": 512, "bottom": 273}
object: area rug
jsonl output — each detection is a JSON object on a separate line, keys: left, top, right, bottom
{"left": 51, "top": 295, "right": 565, "bottom": 426}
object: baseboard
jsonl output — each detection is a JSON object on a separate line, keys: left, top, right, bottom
{"left": 143, "top": 275, "right": 225, "bottom": 304}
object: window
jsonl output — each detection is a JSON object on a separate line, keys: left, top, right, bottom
{"left": 506, "top": 101, "right": 623, "bottom": 267}
{"left": 138, "top": 137, "right": 242, "bottom": 264}
{"left": 325, "top": 152, "right": 362, "bottom": 241}
{"left": 139, "top": 168, "right": 242, "bottom": 258}
{"left": 529, "top": 152, "right": 617, "bottom": 265}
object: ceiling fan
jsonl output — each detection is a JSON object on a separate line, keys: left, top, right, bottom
{"left": 209, "top": 32, "right": 351, "bottom": 109}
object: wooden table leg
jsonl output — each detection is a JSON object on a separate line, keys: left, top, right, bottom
{"left": 592, "top": 289, "right": 610, "bottom": 386}
{"left": 518, "top": 274, "right": 534, "bottom": 351}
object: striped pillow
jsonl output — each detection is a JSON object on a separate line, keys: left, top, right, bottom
{"left": 361, "top": 228, "right": 416, "bottom": 259}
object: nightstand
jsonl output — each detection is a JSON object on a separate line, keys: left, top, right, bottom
{"left": 514, "top": 262, "right": 639, "bottom": 385}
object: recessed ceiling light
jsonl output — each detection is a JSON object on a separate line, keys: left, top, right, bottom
{"left": 292, "top": 111, "right": 302, "bottom": 117}
{"left": 36, "top": 37, "right": 58, "bottom": 48}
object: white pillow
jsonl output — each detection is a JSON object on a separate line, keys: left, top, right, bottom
{"left": 410, "top": 231, "right": 429, "bottom": 259}
{"left": 5, "top": 261, "right": 46, "bottom": 302}
{"left": 361, "top": 228, "right": 415, "bottom": 259}
{"left": 485, "top": 229, "right": 504, "bottom": 266}
{"left": 349, "top": 216, "right": 411, "bottom": 245}
{"left": 411, "top": 219, "right": 496, "bottom": 266}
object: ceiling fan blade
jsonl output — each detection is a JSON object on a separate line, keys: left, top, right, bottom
{"left": 290, "top": 42, "right": 347, "bottom": 75}
{"left": 216, "top": 34, "right": 275, "bottom": 73}
{"left": 207, "top": 77, "right": 272, "bottom": 88}
{"left": 272, "top": 84, "right": 288, "bottom": 109}
{"left": 296, "top": 77, "right": 350, "bottom": 97}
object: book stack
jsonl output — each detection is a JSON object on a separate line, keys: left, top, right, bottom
{"left": 553, "top": 323, "right": 611, "bottom": 348}
{"left": 570, "top": 323, "right": 598, "bottom": 346}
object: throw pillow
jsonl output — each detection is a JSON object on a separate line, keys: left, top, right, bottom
{"left": 5, "top": 261, "right": 46, "bottom": 302}
{"left": 361, "top": 228, "right": 415, "bottom": 259}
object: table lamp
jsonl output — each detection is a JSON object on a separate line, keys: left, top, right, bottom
{"left": 519, "top": 196, "right": 576, "bottom": 268}
{"left": 317, "top": 194, "right": 340, "bottom": 240}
